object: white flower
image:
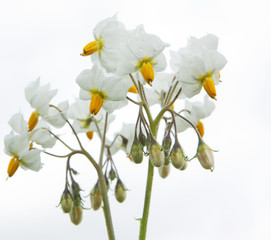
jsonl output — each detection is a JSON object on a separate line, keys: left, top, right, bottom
{"left": 25, "top": 78, "right": 57, "bottom": 130}
{"left": 4, "top": 132, "right": 42, "bottom": 177}
{"left": 117, "top": 25, "right": 169, "bottom": 85}
{"left": 46, "top": 100, "right": 69, "bottom": 128}
{"left": 81, "top": 15, "right": 129, "bottom": 73}
{"left": 170, "top": 34, "right": 227, "bottom": 99}
{"left": 76, "top": 64, "right": 129, "bottom": 115}
{"left": 109, "top": 123, "right": 135, "bottom": 155}
{"left": 68, "top": 98, "right": 115, "bottom": 137}
{"left": 175, "top": 95, "right": 215, "bottom": 135}
{"left": 8, "top": 112, "right": 56, "bottom": 148}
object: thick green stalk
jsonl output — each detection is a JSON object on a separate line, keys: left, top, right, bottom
{"left": 139, "top": 121, "right": 159, "bottom": 240}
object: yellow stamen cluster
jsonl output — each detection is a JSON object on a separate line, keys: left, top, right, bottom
{"left": 80, "top": 37, "right": 104, "bottom": 56}
{"left": 89, "top": 94, "right": 104, "bottom": 115}
{"left": 128, "top": 85, "right": 138, "bottom": 94}
{"left": 196, "top": 120, "right": 204, "bottom": 137}
{"left": 7, "top": 157, "right": 19, "bottom": 177}
{"left": 141, "top": 63, "right": 154, "bottom": 86}
{"left": 203, "top": 78, "right": 217, "bottom": 100}
{"left": 28, "top": 111, "right": 40, "bottom": 131}
{"left": 86, "top": 131, "right": 94, "bottom": 140}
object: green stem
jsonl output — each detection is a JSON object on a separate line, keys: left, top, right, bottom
{"left": 139, "top": 120, "right": 158, "bottom": 240}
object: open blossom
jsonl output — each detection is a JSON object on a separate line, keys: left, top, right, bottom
{"left": 117, "top": 25, "right": 169, "bottom": 85}
{"left": 170, "top": 34, "right": 227, "bottom": 99}
{"left": 81, "top": 15, "right": 129, "bottom": 73}
{"left": 76, "top": 64, "right": 129, "bottom": 115}
{"left": 46, "top": 100, "right": 69, "bottom": 128}
{"left": 4, "top": 132, "right": 42, "bottom": 177}
{"left": 68, "top": 98, "right": 115, "bottom": 139}
{"left": 175, "top": 95, "right": 215, "bottom": 135}
{"left": 8, "top": 112, "right": 56, "bottom": 148}
{"left": 25, "top": 78, "right": 57, "bottom": 131}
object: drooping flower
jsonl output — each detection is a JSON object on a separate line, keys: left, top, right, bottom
{"left": 117, "top": 25, "right": 169, "bottom": 85}
{"left": 4, "top": 132, "right": 42, "bottom": 177}
{"left": 8, "top": 112, "right": 56, "bottom": 148}
{"left": 81, "top": 15, "right": 129, "bottom": 73}
{"left": 175, "top": 95, "right": 215, "bottom": 135}
{"left": 76, "top": 64, "right": 129, "bottom": 115}
{"left": 68, "top": 98, "right": 115, "bottom": 139}
{"left": 25, "top": 78, "right": 57, "bottom": 130}
{"left": 170, "top": 34, "right": 227, "bottom": 99}
{"left": 45, "top": 100, "right": 69, "bottom": 128}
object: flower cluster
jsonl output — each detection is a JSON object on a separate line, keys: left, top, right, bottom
{"left": 3, "top": 15, "right": 226, "bottom": 239}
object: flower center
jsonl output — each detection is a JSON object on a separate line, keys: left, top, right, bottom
{"left": 140, "top": 63, "right": 154, "bottom": 86}
{"left": 81, "top": 37, "right": 103, "bottom": 56}
{"left": 89, "top": 93, "right": 104, "bottom": 115}
{"left": 128, "top": 85, "right": 138, "bottom": 94}
{"left": 7, "top": 157, "right": 20, "bottom": 177}
{"left": 28, "top": 111, "right": 40, "bottom": 131}
{"left": 196, "top": 120, "right": 204, "bottom": 137}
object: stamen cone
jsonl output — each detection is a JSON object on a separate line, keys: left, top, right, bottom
{"left": 80, "top": 41, "right": 98, "bottom": 56}
{"left": 128, "top": 85, "right": 138, "bottom": 94}
{"left": 89, "top": 94, "right": 103, "bottom": 115}
{"left": 86, "top": 131, "right": 94, "bottom": 140}
{"left": 140, "top": 63, "right": 154, "bottom": 86}
{"left": 7, "top": 157, "right": 19, "bottom": 177}
{"left": 203, "top": 78, "right": 217, "bottom": 99}
{"left": 28, "top": 111, "right": 39, "bottom": 131}
{"left": 196, "top": 120, "right": 204, "bottom": 137}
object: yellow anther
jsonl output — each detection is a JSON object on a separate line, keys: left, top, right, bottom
{"left": 196, "top": 120, "right": 204, "bottom": 137}
{"left": 170, "top": 105, "right": 174, "bottom": 110}
{"left": 86, "top": 131, "right": 94, "bottom": 140}
{"left": 89, "top": 94, "right": 103, "bottom": 115}
{"left": 7, "top": 157, "right": 19, "bottom": 177}
{"left": 28, "top": 111, "right": 40, "bottom": 131}
{"left": 218, "top": 72, "right": 221, "bottom": 79}
{"left": 140, "top": 63, "right": 154, "bottom": 86}
{"left": 128, "top": 85, "right": 138, "bottom": 94}
{"left": 80, "top": 41, "right": 99, "bottom": 56}
{"left": 203, "top": 77, "right": 217, "bottom": 100}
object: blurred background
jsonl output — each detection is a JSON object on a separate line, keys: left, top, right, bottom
{"left": 1, "top": 0, "right": 271, "bottom": 239}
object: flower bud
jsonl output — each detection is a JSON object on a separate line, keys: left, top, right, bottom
{"left": 138, "top": 130, "right": 148, "bottom": 147}
{"left": 158, "top": 164, "right": 170, "bottom": 179}
{"left": 108, "top": 168, "right": 116, "bottom": 181}
{"left": 170, "top": 142, "right": 185, "bottom": 169}
{"left": 197, "top": 141, "right": 214, "bottom": 171}
{"left": 90, "top": 182, "right": 102, "bottom": 211}
{"left": 71, "top": 182, "right": 82, "bottom": 207}
{"left": 130, "top": 137, "right": 143, "bottom": 164}
{"left": 69, "top": 206, "right": 83, "bottom": 225}
{"left": 149, "top": 138, "right": 164, "bottom": 167}
{"left": 115, "top": 179, "right": 126, "bottom": 203}
{"left": 60, "top": 189, "right": 74, "bottom": 213}
{"left": 180, "top": 160, "right": 188, "bottom": 171}
{"left": 162, "top": 132, "right": 172, "bottom": 152}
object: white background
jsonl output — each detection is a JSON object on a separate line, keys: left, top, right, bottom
{"left": 1, "top": 0, "right": 271, "bottom": 239}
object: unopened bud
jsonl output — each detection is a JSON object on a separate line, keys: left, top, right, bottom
{"left": 162, "top": 132, "right": 172, "bottom": 152}
{"left": 130, "top": 137, "right": 143, "bottom": 164}
{"left": 170, "top": 142, "right": 185, "bottom": 169}
{"left": 108, "top": 168, "right": 116, "bottom": 181}
{"left": 72, "top": 182, "right": 82, "bottom": 207}
{"left": 115, "top": 179, "right": 126, "bottom": 203}
{"left": 149, "top": 139, "right": 165, "bottom": 167}
{"left": 138, "top": 130, "right": 148, "bottom": 147}
{"left": 197, "top": 141, "right": 214, "bottom": 171}
{"left": 69, "top": 206, "right": 83, "bottom": 225}
{"left": 158, "top": 164, "right": 170, "bottom": 179}
{"left": 61, "top": 189, "right": 74, "bottom": 213}
{"left": 90, "top": 182, "right": 102, "bottom": 211}
{"left": 180, "top": 160, "right": 188, "bottom": 171}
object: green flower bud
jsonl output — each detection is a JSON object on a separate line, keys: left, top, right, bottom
{"left": 180, "top": 160, "right": 188, "bottom": 171}
{"left": 197, "top": 141, "right": 214, "bottom": 171}
{"left": 158, "top": 164, "right": 170, "bottom": 179}
{"left": 162, "top": 132, "right": 172, "bottom": 152}
{"left": 115, "top": 179, "right": 126, "bottom": 203}
{"left": 108, "top": 168, "right": 116, "bottom": 181}
{"left": 69, "top": 206, "right": 83, "bottom": 225}
{"left": 138, "top": 130, "right": 148, "bottom": 147}
{"left": 60, "top": 189, "right": 74, "bottom": 213}
{"left": 130, "top": 137, "right": 143, "bottom": 164}
{"left": 72, "top": 182, "right": 82, "bottom": 207}
{"left": 149, "top": 138, "right": 164, "bottom": 167}
{"left": 170, "top": 142, "right": 185, "bottom": 169}
{"left": 90, "top": 182, "right": 102, "bottom": 211}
